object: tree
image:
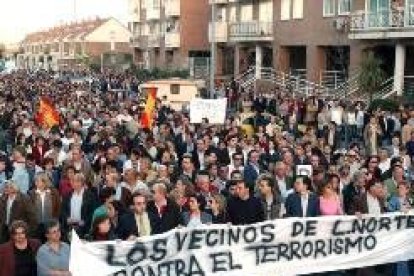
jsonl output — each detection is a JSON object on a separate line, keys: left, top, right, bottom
{"left": 358, "top": 51, "right": 386, "bottom": 102}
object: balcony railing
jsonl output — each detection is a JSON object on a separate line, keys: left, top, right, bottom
{"left": 350, "top": 8, "right": 414, "bottom": 31}
{"left": 148, "top": 34, "right": 161, "bottom": 47}
{"left": 131, "top": 35, "right": 148, "bottom": 48}
{"left": 228, "top": 21, "right": 273, "bottom": 41}
{"left": 165, "top": 32, "right": 180, "bottom": 48}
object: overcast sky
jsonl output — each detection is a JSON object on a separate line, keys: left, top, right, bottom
{"left": 0, "top": 0, "right": 128, "bottom": 44}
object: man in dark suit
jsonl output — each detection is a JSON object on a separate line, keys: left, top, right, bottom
{"left": 244, "top": 150, "right": 262, "bottom": 190}
{"left": 349, "top": 179, "right": 386, "bottom": 215}
{"left": 60, "top": 173, "right": 97, "bottom": 239}
{"left": 192, "top": 138, "right": 208, "bottom": 170}
{"left": 285, "top": 176, "right": 319, "bottom": 217}
{"left": 146, "top": 182, "right": 181, "bottom": 235}
{"left": 0, "top": 181, "right": 37, "bottom": 243}
{"left": 117, "top": 192, "right": 155, "bottom": 239}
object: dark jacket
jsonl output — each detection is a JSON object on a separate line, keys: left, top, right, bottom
{"left": 28, "top": 188, "right": 61, "bottom": 221}
{"left": 260, "top": 193, "right": 282, "bottom": 220}
{"left": 60, "top": 188, "right": 98, "bottom": 238}
{"left": 146, "top": 199, "right": 181, "bottom": 234}
{"left": 227, "top": 196, "right": 264, "bottom": 225}
{"left": 243, "top": 163, "right": 261, "bottom": 189}
{"left": 348, "top": 193, "right": 386, "bottom": 215}
{"left": 342, "top": 184, "right": 364, "bottom": 215}
{"left": 116, "top": 211, "right": 156, "bottom": 240}
{"left": 0, "top": 239, "right": 41, "bottom": 276}
{"left": 0, "top": 193, "right": 38, "bottom": 242}
{"left": 285, "top": 192, "right": 320, "bottom": 217}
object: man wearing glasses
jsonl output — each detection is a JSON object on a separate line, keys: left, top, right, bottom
{"left": 117, "top": 192, "right": 154, "bottom": 240}
{"left": 36, "top": 219, "right": 70, "bottom": 276}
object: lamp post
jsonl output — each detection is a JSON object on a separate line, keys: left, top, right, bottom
{"left": 210, "top": 1, "right": 216, "bottom": 99}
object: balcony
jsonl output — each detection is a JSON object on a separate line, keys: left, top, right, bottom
{"left": 165, "top": 32, "right": 180, "bottom": 48}
{"left": 349, "top": 7, "right": 414, "bottom": 39}
{"left": 209, "top": 0, "right": 228, "bottom": 4}
{"left": 228, "top": 21, "right": 273, "bottom": 41}
{"left": 209, "top": 22, "right": 228, "bottom": 42}
{"left": 165, "top": 0, "right": 180, "bottom": 17}
{"left": 148, "top": 34, "right": 161, "bottom": 47}
{"left": 146, "top": 8, "right": 161, "bottom": 21}
{"left": 131, "top": 35, "right": 148, "bottom": 48}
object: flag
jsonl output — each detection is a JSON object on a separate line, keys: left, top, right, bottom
{"left": 140, "top": 87, "right": 157, "bottom": 129}
{"left": 35, "top": 97, "right": 60, "bottom": 129}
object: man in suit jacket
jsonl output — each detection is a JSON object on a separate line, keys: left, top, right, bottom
{"left": 349, "top": 179, "right": 386, "bottom": 215}
{"left": 117, "top": 192, "right": 155, "bottom": 240}
{"left": 383, "top": 165, "right": 404, "bottom": 199}
{"left": 244, "top": 150, "right": 262, "bottom": 190}
{"left": 60, "top": 173, "right": 97, "bottom": 239}
{"left": 146, "top": 182, "right": 181, "bottom": 235}
{"left": 285, "top": 176, "right": 319, "bottom": 217}
{"left": 0, "top": 181, "right": 37, "bottom": 243}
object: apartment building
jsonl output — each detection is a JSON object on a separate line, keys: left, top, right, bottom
{"left": 348, "top": 0, "right": 414, "bottom": 95}
{"left": 210, "top": 0, "right": 274, "bottom": 77}
{"left": 18, "top": 18, "right": 131, "bottom": 71}
{"left": 128, "top": 0, "right": 210, "bottom": 72}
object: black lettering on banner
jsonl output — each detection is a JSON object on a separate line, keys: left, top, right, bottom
{"left": 394, "top": 215, "right": 406, "bottom": 229}
{"left": 176, "top": 232, "right": 188, "bottom": 252}
{"left": 206, "top": 229, "right": 219, "bottom": 247}
{"left": 228, "top": 227, "right": 241, "bottom": 246}
{"left": 302, "top": 241, "right": 313, "bottom": 257}
{"left": 332, "top": 220, "right": 345, "bottom": 236}
{"left": 261, "top": 224, "right": 275, "bottom": 243}
{"left": 210, "top": 251, "right": 242, "bottom": 272}
{"left": 278, "top": 243, "right": 291, "bottom": 261}
{"left": 378, "top": 217, "right": 392, "bottom": 232}
{"left": 290, "top": 241, "right": 302, "bottom": 260}
{"left": 106, "top": 245, "right": 127, "bottom": 266}
{"left": 366, "top": 217, "right": 378, "bottom": 233}
{"left": 113, "top": 270, "right": 127, "bottom": 276}
{"left": 291, "top": 222, "right": 304, "bottom": 237}
{"left": 333, "top": 238, "right": 343, "bottom": 254}
{"left": 150, "top": 239, "right": 167, "bottom": 262}
{"left": 344, "top": 237, "right": 363, "bottom": 253}
{"left": 407, "top": 216, "right": 414, "bottom": 228}
{"left": 314, "top": 239, "right": 327, "bottom": 258}
{"left": 305, "top": 221, "right": 317, "bottom": 237}
{"left": 364, "top": 235, "right": 377, "bottom": 250}
{"left": 188, "top": 230, "right": 205, "bottom": 250}
{"left": 127, "top": 243, "right": 147, "bottom": 266}
{"left": 243, "top": 227, "right": 257, "bottom": 244}
{"left": 188, "top": 254, "right": 206, "bottom": 276}
{"left": 261, "top": 246, "right": 277, "bottom": 263}
{"left": 131, "top": 267, "right": 145, "bottom": 276}
{"left": 244, "top": 246, "right": 262, "bottom": 265}
{"left": 174, "top": 259, "right": 187, "bottom": 276}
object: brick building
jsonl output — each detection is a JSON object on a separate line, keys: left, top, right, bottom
{"left": 210, "top": 0, "right": 414, "bottom": 95}
{"left": 128, "top": 0, "right": 210, "bottom": 75}
{"left": 18, "top": 17, "right": 132, "bottom": 71}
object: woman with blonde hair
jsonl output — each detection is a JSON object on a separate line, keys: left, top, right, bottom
{"left": 209, "top": 193, "right": 227, "bottom": 224}
{"left": 29, "top": 172, "right": 61, "bottom": 241}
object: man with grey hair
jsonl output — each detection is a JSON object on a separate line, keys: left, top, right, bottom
{"left": 0, "top": 180, "right": 37, "bottom": 243}
{"left": 146, "top": 182, "right": 180, "bottom": 234}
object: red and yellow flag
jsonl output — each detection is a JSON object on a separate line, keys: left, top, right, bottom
{"left": 140, "top": 87, "right": 157, "bottom": 129}
{"left": 35, "top": 97, "right": 60, "bottom": 129}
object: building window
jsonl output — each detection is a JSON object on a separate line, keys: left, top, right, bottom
{"left": 323, "top": 0, "right": 336, "bottom": 17}
{"left": 338, "top": 0, "right": 351, "bottom": 15}
{"left": 170, "top": 84, "right": 179, "bottom": 94}
{"left": 281, "top": 0, "right": 291, "bottom": 20}
{"left": 292, "top": 0, "right": 303, "bottom": 19}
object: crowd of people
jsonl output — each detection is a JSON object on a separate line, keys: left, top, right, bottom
{"left": 0, "top": 69, "right": 414, "bottom": 275}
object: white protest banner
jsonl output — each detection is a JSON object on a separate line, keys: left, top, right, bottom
{"left": 70, "top": 213, "right": 414, "bottom": 276}
{"left": 190, "top": 98, "right": 227, "bottom": 124}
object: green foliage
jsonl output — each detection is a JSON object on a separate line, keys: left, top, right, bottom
{"left": 358, "top": 51, "right": 386, "bottom": 102}
{"left": 132, "top": 67, "right": 190, "bottom": 81}
{"left": 368, "top": 99, "right": 399, "bottom": 112}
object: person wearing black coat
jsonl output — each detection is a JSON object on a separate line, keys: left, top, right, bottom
{"left": 146, "top": 183, "right": 181, "bottom": 235}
